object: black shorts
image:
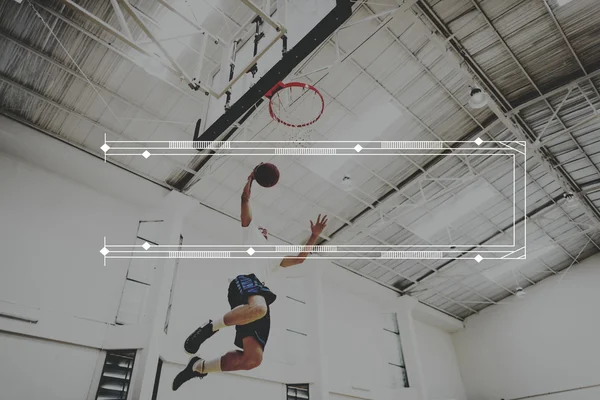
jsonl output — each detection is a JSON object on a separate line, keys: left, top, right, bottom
{"left": 227, "top": 274, "right": 277, "bottom": 349}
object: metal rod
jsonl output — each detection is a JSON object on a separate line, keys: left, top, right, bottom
{"left": 509, "top": 67, "right": 600, "bottom": 115}
{"left": 542, "top": 0, "right": 600, "bottom": 103}
{"left": 30, "top": 1, "right": 204, "bottom": 103}
{"left": 156, "top": 0, "right": 223, "bottom": 45}
{"left": 55, "top": 0, "right": 146, "bottom": 53}
{"left": 118, "top": 0, "right": 200, "bottom": 90}
{"left": 508, "top": 383, "right": 600, "bottom": 400}
{"left": 0, "top": 75, "right": 197, "bottom": 176}
{"left": 241, "top": 0, "right": 284, "bottom": 32}
{"left": 109, "top": 0, "right": 134, "bottom": 40}
{"left": 0, "top": 31, "right": 195, "bottom": 137}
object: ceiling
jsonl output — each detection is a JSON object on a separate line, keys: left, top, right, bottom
{"left": 1, "top": 0, "right": 600, "bottom": 320}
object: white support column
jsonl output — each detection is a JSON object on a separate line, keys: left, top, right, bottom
{"left": 306, "top": 262, "right": 330, "bottom": 400}
{"left": 131, "top": 191, "right": 198, "bottom": 400}
{"left": 394, "top": 296, "right": 429, "bottom": 400}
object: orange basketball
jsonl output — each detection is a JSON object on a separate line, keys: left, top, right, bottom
{"left": 254, "top": 163, "right": 280, "bottom": 188}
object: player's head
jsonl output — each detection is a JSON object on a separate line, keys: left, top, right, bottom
{"left": 254, "top": 163, "right": 280, "bottom": 188}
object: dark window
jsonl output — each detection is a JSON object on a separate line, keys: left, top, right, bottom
{"left": 287, "top": 384, "right": 309, "bottom": 400}
{"left": 151, "top": 358, "right": 163, "bottom": 400}
{"left": 95, "top": 350, "right": 136, "bottom": 400}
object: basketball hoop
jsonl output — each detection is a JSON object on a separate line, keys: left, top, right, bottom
{"left": 265, "top": 81, "right": 325, "bottom": 128}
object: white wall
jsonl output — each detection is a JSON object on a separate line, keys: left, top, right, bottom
{"left": 322, "top": 265, "right": 420, "bottom": 400}
{"left": 453, "top": 254, "right": 600, "bottom": 400}
{"left": 0, "top": 332, "right": 101, "bottom": 400}
{"left": 0, "top": 151, "right": 145, "bottom": 343}
{"left": 0, "top": 117, "right": 168, "bottom": 399}
{"left": 414, "top": 320, "right": 466, "bottom": 400}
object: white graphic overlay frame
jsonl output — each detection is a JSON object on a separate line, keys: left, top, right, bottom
{"left": 101, "top": 139, "right": 526, "bottom": 263}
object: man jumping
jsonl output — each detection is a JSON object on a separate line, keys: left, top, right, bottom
{"left": 173, "top": 171, "right": 327, "bottom": 391}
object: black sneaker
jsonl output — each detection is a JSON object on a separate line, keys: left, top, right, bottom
{"left": 172, "top": 356, "right": 206, "bottom": 391}
{"left": 184, "top": 320, "right": 217, "bottom": 354}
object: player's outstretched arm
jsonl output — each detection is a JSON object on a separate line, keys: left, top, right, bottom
{"left": 280, "top": 214, "right": 328, "bottom": 267}
{"left": 241, "top": 173, "right": 254, "bottom": 227}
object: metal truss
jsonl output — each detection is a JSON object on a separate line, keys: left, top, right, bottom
{"left": 414, "top": 0, "right": 600, "bottom": 224}
{"left": 0, "top": 74, "right": 198, "bottom": 176}
{"left": 28, "top": 0, "right": 204, "bottom": 104}
{"left": 51, "top": 0, "right": 217, "bottom": 95}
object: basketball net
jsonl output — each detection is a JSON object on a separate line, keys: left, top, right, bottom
{"left": 274, "top": 122, "right": 314, "bottom": 148}
{"left": 266, "top": 81, "right": 324, "bottom": 148}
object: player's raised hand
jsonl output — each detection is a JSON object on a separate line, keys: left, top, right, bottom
{"left": 310, "top": 214, "right": 328, "bottom": 236}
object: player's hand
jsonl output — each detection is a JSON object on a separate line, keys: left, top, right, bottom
{"left": 310, "top": 214, "right": 328, "bottom": 237}
{"left": 242, "top": 173, "right": 253, "bottom": 201}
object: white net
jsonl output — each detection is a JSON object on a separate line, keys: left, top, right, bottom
{"left": 269, "top": 82, "right": 324, "bottom": 128}
{"left": 273, "top": 122, "right": 315, "bottom": 148}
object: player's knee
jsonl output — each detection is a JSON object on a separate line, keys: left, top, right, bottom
{"left": 250, "top": 303, "right": 268, "bottom": 319}
{"left": 243, "top": 353, "right": 263, "bottom": 370}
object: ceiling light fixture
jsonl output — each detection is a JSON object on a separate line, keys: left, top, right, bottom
{"left": 515, "top": 287, "right": 526, "bottom": 298}
{"left": 341, "top": 175, "right": 353, "bottom": 191}
{"left": 468, "top": 86, "right": 488, "bottom": 109}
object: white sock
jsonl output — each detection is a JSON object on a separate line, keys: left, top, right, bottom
{"left": 212, "top": 317, "right": 226, "bottom": 332}
{"left": 194, "top": 358, "right": 222, "bottom": 374}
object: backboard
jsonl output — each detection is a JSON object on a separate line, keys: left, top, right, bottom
{"left": 202, "top": 0, "right": 337, "bottom": 135}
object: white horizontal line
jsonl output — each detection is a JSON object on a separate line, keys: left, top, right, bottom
{"left": 107, "top": 153, "right": 518, "bottom": 157}
{"left": 105, "top": 244, "right": 519, "bottom": 248}
{"left": 105, "top": 256, "right": 522, "bottom": 260}
{"left": 105, "top": 140, "right": 522, "bottom": 144}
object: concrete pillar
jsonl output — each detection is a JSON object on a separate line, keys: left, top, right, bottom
{"left": 131, "top": 191, "right": 198, "bottom": 400}
{"left": 395, "top": 296, "right": 429, "bottom": 400}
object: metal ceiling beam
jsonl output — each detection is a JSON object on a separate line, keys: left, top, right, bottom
{"left": 415, "top": 0, "right": 600, "bottom": 223}
{"left": 0, "top": 30, "right": 196, "bottom": 139}
{"left": 465, "top": 0, "right": 600, "bottom": 189}
{"left": 30, "top": 1, "right": 204, "bottom": 105}
{"left": 109, "top": 0, "right": 133, "bottom": 41}
{"left": 397, "top": 1, "right": 600, "bottom": 294}
{"left": 54, "top": 0, "right": 146, "bottom": 52}
{"left": 156, "top": 0, "right": 225, "bottom": 45}
{"left": 509, "top": 66, "right": 600, "bottom": 115}
{"left": 542, "top": 0, "right": 600, "bottom": 103}
{"left": 362, "top": 3, "right": 485, "bottom": 130}
{"left": 405, "top": 162, "right": 597, "bottom": 294}
{"left": 0, "top": 74, "right": 197, "bottom": 176}
{"left": 115, "top": 0, "right": 213, "bottom": 95}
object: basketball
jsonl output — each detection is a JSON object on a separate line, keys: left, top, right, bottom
{"left": 254, "top": 163, "right": 280, "bottom": 188}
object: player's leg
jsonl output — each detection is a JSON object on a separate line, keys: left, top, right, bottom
{"left": 184, "top": 274, "right": 274, "bottom": 354}
{"left": 173, "top": 303, "right": 270, "bottom": 391}
{"left": 229, "top": 336, "right": 264, "bottom": 371}
{"left": 172, "top": 337, "right": 265, "bottom": 391}
{"left": 224, "top": 294, "right": 268, "bottom": 325}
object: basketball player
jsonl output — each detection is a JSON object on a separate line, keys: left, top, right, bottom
{"left": 173, "top": 171, "right": 327, "bottom": 391}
